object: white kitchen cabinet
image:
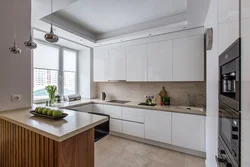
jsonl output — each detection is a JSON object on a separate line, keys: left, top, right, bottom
{"left": 92, "top": 104, "right": 104, "bottom": 113}
{"left": 103, "top": 105, "right": 122, "bottom": 119}
{"left": 71, "top": 104, "right": 92, "bottom": 113}
{"left": 218, "top": 0, "right": 239, "bottom": 23}
{"left": 147, "top": 40, "right": 173, "bottom": 81}
{"left": 172, "top": 113, "right": 205, "bottom": 152}
{"left": 110, "top": 118, "right": 122, "bottom": 133}
{"left": 173, "top": 35, "right": 204, "bottom": 81}
{"left": 93, "top": 49, "right": 109, "bottom": 82}
{"left": 145, "top": 110, "right": 172, "bottom": 144}
{"left": 122, "top": 121, "right": 145, "bottom": 138}
{"left": 126, "top": 44, "right": 147, "bottom": 81}
{"left": 218, "top": 21, "right": 239, "bottom": 55}
{"left": 122, "top": 107, "right": 145, "bottom": 123}
{"left": 109, "top": 48, "right": 126, "bottom": 81}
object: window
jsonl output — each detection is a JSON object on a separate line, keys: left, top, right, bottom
{"left": 33, "top": 42, "right": 78, "bottom": 101}
{"left": 63, "top": 49, "right": 77, "bottom": 95}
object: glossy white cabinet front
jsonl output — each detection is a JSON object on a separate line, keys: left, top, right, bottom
{"left": 173, "top": 35, "right": 204, "bottom": 81}
{"left": 122, "top": 121, "right": 145, "bottom": 138}
{"left": 218, "top": 21, "right": 239, "bottom": 55}
{"left": 126, "top": 44, "right": 147, "bottom": 81}
{"left": 109, "top": 48, "right": 126, "bottom": 81}
{"left": 93, "top": 49, "right": 109, "bottom": 82}
{"left": 172, "top": 113, "right": 205, "bottom": 152}
{"left": 218, "top": 0, "right": 239, "bottom": 23}
{"left": 145, "top": 109, "right": 172, "bottom": 144}
{"left": 147, "top": 40, "right": 173, "bottom": 81}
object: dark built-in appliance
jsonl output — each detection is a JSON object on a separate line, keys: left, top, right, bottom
{"left": 217, "top": 39, "right": 241, "bottom": 167}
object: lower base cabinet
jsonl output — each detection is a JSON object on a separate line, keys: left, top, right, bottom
{"left": 110, "top": 118, "right": 122, "bottom": 133}
{"left": 122, "top": 121, "right": 145, "bottom": 138}
{"left": 172, "top": 113, "right": 205, "bottom": 152}
{"left": 145, "top": 110, "right": 172, "bottom": 144}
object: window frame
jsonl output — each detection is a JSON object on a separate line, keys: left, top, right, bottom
{"left": 33, "top": 40, "right": 78, "bottom": 103}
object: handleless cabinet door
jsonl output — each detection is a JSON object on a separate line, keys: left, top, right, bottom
{"left": 145, "top": 110, "right": 172, "bottom": 144}
{"left": 122, "top": 121, "right": 145, "bottom": 138}
{"left": 109, "top": 48, "right": 126, "bottom": 81}
{"left": 93, "top": 49, "right": 109, "bottom": 82}
{"left": 218, "top": 21, "right": 239, "bottom": 55}
{"left": 172, "top": 113, "right": 205, "bottom": 152}
{"left": 72, "top": 104, "right": 93, "bottom": 113}
{"left": 110, "top": 118, "right": 122, "bottom": 133}
{"left": 218, "top": 0, "right": 239, "bottom": 23}
{"left": 126, "top": 44, "right": 148, "bottom": 81}
{"left": 103, "top": 105, "right": 122, "bottom": 119}
{"left": 173, "top": 35, "right": 204, "bottom": 81}
{"left": 92, "top": 104, "right": 104, "bottom": 113}
{"left": 148, "top": 40, "right": 173, "bottom": 81}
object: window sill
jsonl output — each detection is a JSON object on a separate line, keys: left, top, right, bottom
{"left": 33, "top": 98, "right": 49, "bottom": 104}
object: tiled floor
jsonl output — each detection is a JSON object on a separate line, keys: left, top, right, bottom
{"left": 95, "top": 135, "right": 205, "bottom": 167}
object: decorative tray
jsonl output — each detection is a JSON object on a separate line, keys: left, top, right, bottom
{"left": 29, "top": 110, "right": 68, "bottom": 120}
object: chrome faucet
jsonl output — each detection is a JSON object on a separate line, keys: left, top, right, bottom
{"left": 186, "top": 93, "right": 191, "bottom": 106}
{"left": 198, "top": 94, "right": 205, "bottom": 111}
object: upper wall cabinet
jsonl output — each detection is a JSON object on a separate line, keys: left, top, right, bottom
{"left": 109, "top": 48, "right": 126, "bottom": 81}
{"left": 218, "top": 0, "right": 239, "bottom": 23}
{"left": 126, "top": 44, "right": 147, "bottom": 81}
{"left": 93, "top": 50, "right": 109, "bottom": 82}
{"left": 148, "top": 40, "right": 173, "bottom": 81}
{"left": 173, "top": 35, "right": 204, "bottom": 81}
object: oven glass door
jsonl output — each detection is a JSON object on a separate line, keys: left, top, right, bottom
{"left": 219, "top": 103, "right": 233, "bottom": 152}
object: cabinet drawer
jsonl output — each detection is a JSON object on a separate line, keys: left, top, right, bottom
{"left": 110, "top": 118, "right": 122, "bottom": 133}
{"left": 122, "top": 121, "right": 144, "bottom": 138}
{"left": 72, "top": 104, "right": 92, "bottom": 113}
{"left": 92, "top": 104, "right": 104, "bottom": 113}
{"left": 122, "top": 107, "right": 145, "bottom": 123}
{"left": 103, "top": 105, "right": 122, "bottom": 119}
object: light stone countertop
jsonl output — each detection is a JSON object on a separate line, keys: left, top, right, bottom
{"left": 56, "top": 99, "right": 206, "bottom": 116}
{"left": 0, "top": 106, "right": 108, "bottom": 142}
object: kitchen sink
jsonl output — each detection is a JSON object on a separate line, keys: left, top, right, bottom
{"left": 176, "top": 106, "right": 204, "bottom": 112}
{"left": 107, "top": 100, "right": 131, "bottom": 104}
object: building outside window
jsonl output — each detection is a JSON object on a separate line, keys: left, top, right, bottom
{"left": 33, "top": 42, "right": 77, "bottom": 102}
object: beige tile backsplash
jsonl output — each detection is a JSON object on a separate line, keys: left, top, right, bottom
{"left": 96, "top": 82, "right": 206, "bottom": 106}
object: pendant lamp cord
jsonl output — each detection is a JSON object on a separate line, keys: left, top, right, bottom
{"left": 14, "top": 0, "right": 16, "bottom": 41}
{"left": 51, "top": 0, "right": 53, "bottom": 24}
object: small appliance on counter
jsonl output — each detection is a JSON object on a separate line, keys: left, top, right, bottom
{"left": 64, "top": 94, "right": 81, "bottom": 102}
{"left": 101, "top": 92, "right": 106, "bottom": 100}
{"left": 217, "top": 38, "right": 241, "bottom": 167}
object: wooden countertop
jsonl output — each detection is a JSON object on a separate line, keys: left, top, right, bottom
{"left": 0, "top": 106, "right": 108, "bottom": 142}
{"left": 55, "top": 99, "right": 206, "bottom": 116}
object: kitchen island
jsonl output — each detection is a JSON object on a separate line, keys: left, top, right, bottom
{"left": 0, "top": 107, "right": 108, "bottom": 167}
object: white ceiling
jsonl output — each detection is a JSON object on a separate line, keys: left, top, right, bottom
{"left": 53, "top": 0, "right": 187, "bottom": 34}
{"left": 33, "top": 0, "right": 211, "bottom": 47}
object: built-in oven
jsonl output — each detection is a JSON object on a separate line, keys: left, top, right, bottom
{"left": 218, "top": 38, "right": 241, "bottom": 167}
{"left": 219, "top": 102, "right": 240, "bottom": 167}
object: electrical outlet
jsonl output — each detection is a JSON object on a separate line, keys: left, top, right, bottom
{"left": 11, "top": 95, "right": 22, "bottom": 102}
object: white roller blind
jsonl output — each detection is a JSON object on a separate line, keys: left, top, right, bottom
{"left": 33, "top": 43, "right": 59, "bottom": 70}
{"left": 63, "top": 50, "right": 76, "bottom": 72}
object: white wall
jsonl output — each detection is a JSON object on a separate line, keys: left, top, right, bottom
{"left": 78, "top": 49, "right": 96, "bottom": 99}
{"left": 0, "top": 0, "right": 32, "bottom": 111}
{"left": 204, "top": 0, "right": 219, "bottom": 166}
{"left": 240, "top": 0, "right": 250, "bottom": 166}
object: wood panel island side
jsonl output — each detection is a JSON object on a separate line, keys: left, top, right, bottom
{"left": 0, "top": 107, "right": 108, "bottom": 167}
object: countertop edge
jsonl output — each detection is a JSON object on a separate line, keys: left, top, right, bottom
{"left": 60, "top": 100, "right": 206, "bottom": 116}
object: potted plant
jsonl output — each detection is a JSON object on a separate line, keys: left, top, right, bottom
{"left": 45, "top": 85, "right": 57, "bottom": 104}
{"left": 162, "top": 96, "right": 171, "bottom": 106}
